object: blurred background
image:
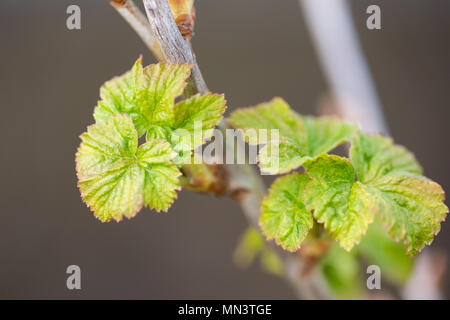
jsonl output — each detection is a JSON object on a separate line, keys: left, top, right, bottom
{"left": 0, "top": 0, "right": 449, "bottom": 299}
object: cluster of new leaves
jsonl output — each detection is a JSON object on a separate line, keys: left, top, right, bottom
{"left": 76, "top": 58, "right": 226, "bottom": 222}
{"left": 228, "top": 98, "right": 448, "bottom": 255}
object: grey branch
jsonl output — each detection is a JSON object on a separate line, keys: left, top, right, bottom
{"left": 300, "top": 0, "right": 388, "bottom": 134}
{"left": 142, "top": 0, "right": 207, "bottom": 96}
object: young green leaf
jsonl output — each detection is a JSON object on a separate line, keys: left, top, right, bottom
{"left": 358, "top": 174, "right": 447, "bottom": 255}
{"left": 137, "top": 140, "right": 181, "bottom": 212}
{"left": 260, "top": 173, "right": 314, "bottom": 251}
{"left": 227, "top": 97, "right": 357, "bottom": 174}
{"left": 94, "top": 59, "right": 190, "bottom": 137}
{"left": 303, "top": 154, "right": 376, "bottom": 251}
{"left": 93, "top": 58, "right": 226, "bottom": 160}
{"left": 172, "top": 93, "right": 227, "bottom": 148}
{"left": 351, "top": 133, "right": 447, "bottom": 255}
{"left": 302, "top": 116, "right": 359, "bottom": 158}
{"left": 350, "top": 133, "right": 422, "bottom": 183}
{"left": 76, "top": 114, "right": 181, "bottom": 222}
{"left": 303, "top": 134, "right": 448, "bottom": 254}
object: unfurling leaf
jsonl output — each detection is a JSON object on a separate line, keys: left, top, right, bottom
{"left": 76, "top": 115, "right": 181, "bottom": 222}
{"left": 93, "top": 58, "right": 226, "bottom": 163}
{"left": 173, "top": 93, "right": 227, "bottom": 148}
{"left": 260, "top": 173, "right": 313, "bottom": 251}
{"left": 351, "top": 133, "right": 447, "bottom": 255}
{"left": 227, "top": 97, "right": 357, "bottom": 174}
{"left": 94, "top": 59, "right": 191, "bottom": 137}
{"left": 304, "top": 134, "right": 448, "bottom": 254}
{"left": 350, "top": 133, "right": 422, "bottom": 183}
{"left": 303, "top": 154, "right": 375, "bottom": 251}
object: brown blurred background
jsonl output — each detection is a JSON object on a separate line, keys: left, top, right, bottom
{"left": 0, "top": 0, "right": 449, "bottom": 299}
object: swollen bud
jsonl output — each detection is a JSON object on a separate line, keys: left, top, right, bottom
{"left": 168, "top": 0, "right": 195, "bottom": 39}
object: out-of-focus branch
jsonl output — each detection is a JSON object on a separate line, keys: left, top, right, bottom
{"left": 300, "top": 0, "right": 388, "bottom": 134}
{"left": 109, "top": 0, "right": 330, "bottom": 299}
{"left": 402, "top": 250, "right": 446, "bottom": 300}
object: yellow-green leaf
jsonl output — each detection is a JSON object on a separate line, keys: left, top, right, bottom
{"left": 172, "top": 93, "right": 226, "bottom": 148}
{"left": 260, "top": 173, "right": 314, "bottom": 251}
{"left": 351, "top": 133, "right": 422, "bottom": 184}
{"left": 303, "top": 155, "right": 375, "bottom": 251}
{"left": 76, "top": 115, "right": 181, "bottom": 222}
{"left": 360, "top": 173, "right": 447, "bottom": 255}
{"left": 94, "top": 59, "right": 191, "bottom": 138}
{"left": 227, "top": 97, "right": 357, "bottom": 174}
{"left": 93, "top": 59, "right": 226, "bottom": 161}
{"left": 303, "top": 134, "right": 448, "bottom": 254}
{"left": 351, "top": 133, "right": 448, "bottom": 255}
